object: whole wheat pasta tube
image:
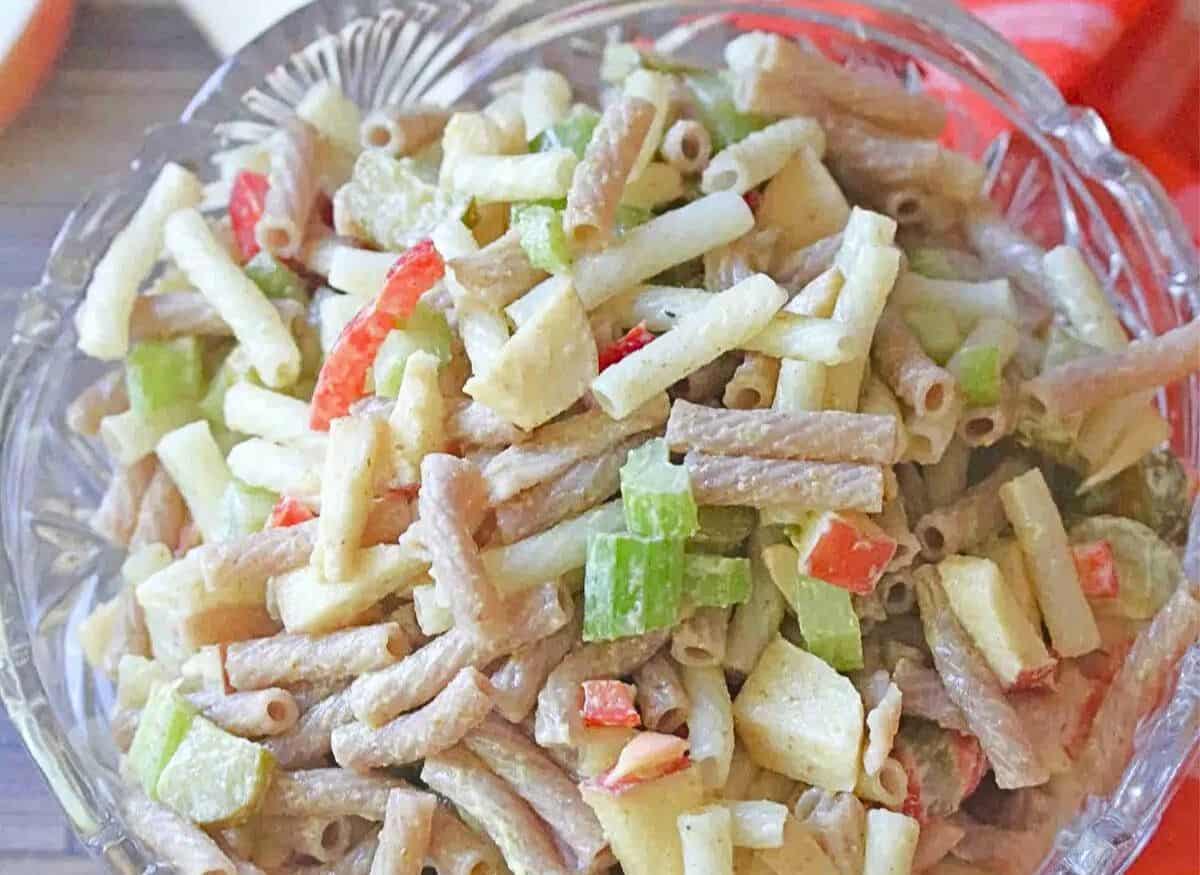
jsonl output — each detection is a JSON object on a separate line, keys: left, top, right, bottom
{"left": 360, "top": 107, "right": 451, "bottom": 156}
{"left": 426, "top": 806, "right": 504, "bottom": 875}
{"left": 372, "top": 789, "right": 437, "bottom": 875}
{"left": 187, "top": 688, "right": 300, "bottom": 738}
{"left": 263, "top": 769, "right": 405, "bottom": 820}
{"left": 130, "top": 466, "right": 187, "bottom": 551}
{"left": 661, "top": 119, "right": 712, "bottom": 174}
{"left": 913, "top": 457, "right": 1030, "bottom": 560}
{"left": 489, "top": 607, "right": 581, "bottom": 723}
{"left": 701, "top": 117, "right": 825, "bottom": 195}
{"left": 446, "top": 229, "right": 548, "bottom": 310}
{"left": 258, "top": 815, "right": 355, "bottom": 865}
{"left": 775, "top": 233, "right": 843, "bottom": 291}
{"left": 881, "top": 187, "right": 958, "bottom": 234}
{"left": 332, "top": 667, "right": 494, "bottom": 771}
{"left": 316, "top": 415, "right": 388, "bottom": 582}
{"left": 666, "top": 399, "right": 898, "bottom": 464}
{"left": 264, "top": 686, "right": 354, "bottom": 768}
{"left": 226, "top": 623, "right": 409, "bottom": 691}
{"left": 633, "top": 652, "right": 690, "bottom": 733}
{"left": 422, "top": 746, "right": 571, "bottom": 875}
{"left": 793, "top": 789, "right": 866, "bottom": 875}
{"left": 257, "top": 117, "right": 319, "bottom": 258}
{"left": 1024, "top": 318, "right": 1200, "bottom": 418}
{"left": 684, "top": 452, "right": 885, "bottom": 512}
{"left": 872, "top": 309, "right": 958, "bottom": 417}
{"left": 922, "top": 435, "right": 971, "bottom": 510}
{"left": 349, "top": 583, "right": 567, "bottom": 726}
{"left": 419, "top": 454, "right": 504, "bottom": 633}
{"left": 672, "top": 606, "right": 731, "bottom": 668}
{"left": 682, "top": 663, "right": 736, "bottom": 789}
{"left": 123, "top": 789, "right": 236, "bottom": 875}
{"left": 483, "top": 394, "right": 668, "bottom": 502}
{"left": 565, "top": 96, "right": 655, "bottom": 248}
{"left": 446, "top": 398, "right": 528, "bottom": 448}
{"left": 903, "top": 396, "right": 962, "bottom": 466}
{"left": 723, "top": 353, "right": 780, "bottom": 409}
{"left": 300, "top": 833, "right": 379, "bottom": 875}
{"left": 958, "top": 380, "right": 1018, "bottom": 447}
{"left": 198, "top": 519, "right": 316, "bottom": 594}
{"left": 67, "top": 369, "right": 128, "bottom": 436}
{"left": 464, "top": 713, "right": 610, "bottom": 871}
{"left": 91, "top": 455, "right": 157, "bottom": 546}
{"left": 535, "top": 630, "right": 669, "bottom": 747}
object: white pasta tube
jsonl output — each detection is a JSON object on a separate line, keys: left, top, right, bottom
{"left": 1042, "top": 245, "right": 1127, "bottom": 350}
{"left": 681, "top": 664, "right": 735, "bottom": 789}
{"left": 723, "top": 354, "right": 779, "bottom": 409}
{"left": 76, "top": 162, "right": 203, "bottom": 359}
{"left": 661, "top": 119, "right": 713, "bottom": 174}
{"left": 258, "top": 117, "right": 319, "bottom": 258}
{"left": 315, "top": 415, "right": 388, "bottom": 582}
{"left": 572, "top": 191, "right": 755, "bottom": 310}
{"left": 591, "top": 273, "right": 787, "bottom": 419}
{"left": 372, "top": 789, "right": 437, "bottom": 875}
{"left": 621, "top": 161, "right": 686, "bottom": 209}
{"left": 521, "top": 68, "right": 572, "bottom": 139}
{"left": 224, "top": 382, "right": 321, "bottom": 448}
{"left": 723, "top": 800, "right": 788, "bottom": 849}
{"left": 448, "top": 150, "right": 578, "bottom": 202}
{"left": 225, "top": 622, "right": 409, "bottom": 690}
{"left": 773, "top": 359, "right": 827, "bottom": 412}
{"left": 164, "top": 208, "right": 301, "bottom": 388}
{"left": 296, "top": 81, "right": 362, "bottom": 155}
{"left": 483, "top": 89, "right": 526, "bottom": 152}
{"left": 890, "top": 273, "right": 1017, "bottom": 327}
{"left": 701, "top": 117, "right": 825, "bottom": 195}
{"left": 390, "top": 350, "right": 444, "bottom": 466}
{"left": 156, "top": 420, "right": 233, "bottom": 543}
{"left": 678, "top": 806, "right": 734, "bottom": 875}
{"left": 862, "top": 809, "right": 919, "bottom": 875}
{"left": 360, "top": 107, "right": 451, "bottom": 157}
{"left": 411, "top": 583, "right": 453, "bottom": 636}
{"left": 824, "top": 242, "right": 902, "bottom": 411}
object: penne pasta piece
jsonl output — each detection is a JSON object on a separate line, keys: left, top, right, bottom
{"left": 297, "top": 81, "right": 362, "bottom": 155}
{"left": 724, "top": 551, "right": 787, "bottom": 678}
{"left": 390, "top": 350, "right": 444, "bottom": 466}
{"left": 67, "top": 369, "right": 128, "bottom": 436}
{"left": 91, "top": 455, "right": 157, "bottom": 546}
{"left": 756, "top": 815, "right": 840, "bottom": 875}
{"left": 446, "top": 398, "right": 527, "bottom": 449}
{"left": 124, "top": 789, "right": 237, "bottom": 875}
{"left": 701, "top": 117, "right": 825, "bottom": 195}
{"left": 264, "top": 686, "right": 354, "bottom": 769}
{"left": 853, "top": 755, "right": 908, "bottom": 808}
{"left": 315, "top": 415, "right": 388, "bottom": 582}
{"left": 872, "top": 310, "right": 958, "bottom": 418}
{"left": 521, "top": 68, "right": 572, "bottom": 139}
{"left": 263, "top": 768, "right": 405, "bottom": 820}
{"left": 447, "top": 228, "right": 548, "bottom": 310}
{"left": 793, "top": 788, "right": 866, "bottom": 875}
{"left": 682, "top": 663, "right": 736, "bottom": 789}
{"left": 759, "top": 146, "right": 850, "bottom": 252}
{"left": 862, "top": 809, "right": 919, "bottom": 875}
{"left": 678, "top": 805, "right": 734, "bottom": 875}
{"left": 863, "top": 682, "right": 902, "bottom": 776}
{"left": 661, "top": 119, "right": 713, "bottom": 174}
{"left": 224, "top": 382, "right": 323, "bottom": 448}
{"left": 426, "top": 805, "right": 505, "bottom": 875}
{"left": 360, "top": 106, "right": 451, "bottom": 156}
{"left": 372, "top": 788, "right": 437, "bottom": 875}
{"left": 889, "top": 658, "right": 969, "bottom": 733}
{"left": 77, "top": 163, "right": 204, "bottom": 360}
{"left": 621, "top": 160, "right": 685, "bottom": 209}
{"left": 1041, "top": 245, "right": 1127, "bottom": 351}
{"left": 489, "top": 608, "right": 581, "bottom": 723}
{"left": 775, "top": 234, "right": 843, "bottom": 292}
{"left": 824, "top": 245, "right": 903, "bottom": 411}
{"left": 328, "top": 247, "right": 399, "bottom": 299}
{"left": 156, "top": 420, "right": 234, "bottom": 544}
{"left": 226, "top": 623, "right": 409, "bottom": 690}
{"left": 623, "top": 69, "right": 673, "bottom": 181}
{"left": 634, "top": 652, "right": 691, "bottom": 733}
{"left": 256, "top": 815, "right": 354, "bottom": 865}
{"left": 957, "top": 380, "right": 1018, "bottom": 447}
{"left": 684, "top": 452, "right": 885, "bottom": 512}
{"left": 187, "top": 688, "right": 300, "bottom": 738}
{"left": 722, "top": 800, "right": 787, "bottom": 850}
{"left": 914, "top": 457, "right": 1030, "bottom": 560}
{"left": 258, "top": 117, "right": 319, "bottom": 258}
{"left": 890, "top": 273, "right": 1017, "bottom": 327}
{"left": 672, "top": 606, "right": 732, "bottom": 668}
{"left": 448, "top": 150, "right": 578, "bottom": 203}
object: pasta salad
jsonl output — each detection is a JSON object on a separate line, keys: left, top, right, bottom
{"left": 70, "top": 28, "right": 1200, "bottom": 875}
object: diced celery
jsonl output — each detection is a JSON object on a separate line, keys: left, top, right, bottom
{"left": 620, "top": 438, "right": 699, "bottom": 539}
{"left": 511, "top": 203, "right": 572, "bottom": 274}
{"left": 372, "top": 301, "right": 454, "bottom": 397}
{"left": 531, "top": 105, "right": 601, "bottom": 159}
{"left": 244, "top": 251, "right": 308, "bottom": 301}
{"left": 688, "top": 506, "right": 757, "bottom": 553}
{"left": 951, "top": 344, "right": 1001, "bottom": 406}
{"left": 220, "top": 480, "right": 278, "bottom": 539}
{"left": 126, "top": 337, "right": 204, "bottom": 417}
{"left": 614, "top": 204, "right": 653, "bottom": 236}
{"left": 906, "top": 248, "right": 958, "bottom": 280}
{"left": 761, "top": 544, "right": 862, "bottom": 671}
{"left": 128, "top": 684, "right": 197, "bottom": 797}
{"left": 903, "top": 305, "right": 962, "bottom": 365}
{"left": 584, "top": 533, "right": 684, "bottom": 641}
{"left": 155, "top": 717, "right": 274, "bottom": 826}
{"left": 199, "top": 352, "right": 246, "bottom": 430}
{"left": 684, "top": 553, "right": 751, "bottom": 607}
{"left": 685, "top": 72, "right": 767, "bottom": 151}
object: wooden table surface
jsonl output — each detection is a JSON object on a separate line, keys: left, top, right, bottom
{"left": 0, "top": 2, "right": 214, "bottom": 871}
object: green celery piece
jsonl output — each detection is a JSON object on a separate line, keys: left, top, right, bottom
{"left": 372, "top": 301, "right": 454, "bottom": 397}
{"left": 128, "top": 684, "right": 197, "bottom": 797}
{"left": 155, "top": 717, "right": 275, "bottom": 826}
{"left": 765, "top": 546, "right": 863, "bottom": 671}
{"left": 684, "top": 553, "right": 752, "bottom": 607}
{"left": 952, "top": 344, "right": 1001, "bottom": 406}
{"left": 220, "top": 480, "right": 278, "bottom": 539}
{"left": 904, "top": 305, "right": 962, "bottom": 365}
{"left": 511, "top": 204, "right": 572, "bottom": 274}
{"left": 244, "top": 251, "right": 308, "bottom": 301}
{"left": 906, "top": 248, "right": 959, "bottom": 280}
{"left": 584, "top": 533, "right": 684, "bottom": 641}
{"left": 688, "top": 506, "right": 757, "bottom": 554}
{"left": 614, "top": 204, "right": 653, "bottom": 236}
{"left": 126, "top": 337, "right": 204, "bottom": 417}
{"left": 531, "top": 105, "right": 601, "bottom": 159}
{"left": 199, "top": 353, "right": 246, "bottom": 430}
{"left": 685, "top": 72, "right": 768, "bottom": 151}
{"left": 620, "top": 438, "right": 699, "bottom": 539}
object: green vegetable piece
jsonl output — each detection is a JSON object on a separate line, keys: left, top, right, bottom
{"left": 620, "top": 438, "right": 699, "bottom": 539}
{"left": 1069, "top": 515, "right": 1184, "bottom": 619}
{"left": 903, "top": 306, "right": 962, "bottom": 366}
{"left": 614, "top": 204, "right": 653, "bottom": 236}
{"left": 199, "top": 352, "right": 246, "bottom": 430}
{"left": 155, "top": 717, "right": 275, "bottom": 826}
{"left": 584, "top": 533, "right": 684, "bottom": 641}
{"left": 372, "top": 302, "right": 454, "bottom": 397}
{"left": 762, "top": 545, "right": 862, "bottom": 671}
{"left": 685, "top": 72, "right": 768, "bottom": 151}
{"left": 906, "top": 248, "right": 960, "bottom": 281}
{"left": 128, "top": 684, "right": 197, "bottom": 797}
{"left": 688, "top": 506, "right": 757, "bottom": 554}
{"left": 126, "top": 337, "right": 204, "bottom": 418}
{"left": 244, "top": 251, "right": 307, "bottom": 301}
{"left": 1077, "top": 448, "right": 1190, "bottom": 544}
{"left": 511, "top": 203, "right": 572, "bottom": 274}
{"left": 220, "top": 480, "right": 278, "bottom": 539}
{"left": 951, "top": 344, "right": 1001, "bottom": 406}
{"left": 530, "top": 105, "right": 601, "bottom": 159}
{"left": 684, "top": 553, "right": 752, "bottom": 608}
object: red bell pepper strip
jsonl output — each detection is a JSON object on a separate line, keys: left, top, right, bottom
{"left": 743, "top": 190, "right": 763, "bottom": 213}
{"left": 309, "top": 240, "right": 444, "bottom": 430}
{"left": 269, "top": 496, "right": 317, "bottom": 528}
{"left": 598, "top": 323, "right": 655, "bottom": 371}
{"left": 229, "top": 171, "right": 270, "bottom": 262}
{"left": 1072, "top": 541, "right": 1119, "bottom": 599}
{"left": 581, "top": 680, "right": 642, "bottom": 729}
{"left": 794, "top": 511, "right": 897, "bottom": 595}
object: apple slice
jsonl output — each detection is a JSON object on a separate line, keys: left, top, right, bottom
{"left": 155, "top": 716, "right": 274, "bottom": 826}
{"left": 788, "top": 511, "right": 896, "bottom": 595}
{"left": 127, "top": 684, "right": 197, "bottom": 797}
{"left": 0, "top": 0, "right": 73, "bottom": 131}
{"left": 937, "top": 555, "right": 1056, "bottom": 690}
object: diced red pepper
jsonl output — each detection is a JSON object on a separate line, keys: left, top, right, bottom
{"left": 1072, "top": 540, "right": 1119, "bottom": 599}
{"left": 269, "top": 496, "right": 316, "bottom": 528}
{"left": 581, "top": 680, "right": 642, "bottom": 729}
{"left": 796, "top": 512, "right": 897, "bottom": 595}
{"left": 598, "top": 323, "right": 656, "bottom": 371}
{"left": 743, "top": 190, "right": 763, "bottom": 213}
{"left": 229, "top": 171, "right": 270, "bottom": 262}
{"left": 309, "top": 239, "right": 444, "bottom": 430}
{"left": 598, "top": 732, "right": 690, "bottom": 792}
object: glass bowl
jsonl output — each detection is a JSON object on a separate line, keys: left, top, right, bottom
{"left": 1, "top": 1, "right": 1196, "bottom": 872}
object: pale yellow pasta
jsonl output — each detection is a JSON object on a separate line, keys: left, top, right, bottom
{"left": 1042, "top": 245, "right": 1127, "bottom": 350}
{"left": 758, "top": 146, "right": 851, "bottom": 251}
{"left": 314, "top": 415, "right": 387, "bottom": 582}
{"left": 682, "top": 664, "right": 736, "bottom": 789}
{"left": 227, "top": 438, "right": 323, "bottom": 502}
{"left": 448, "top": 150, "right": 578, "bottom": 203}
{"left": 701, "top": 117, "right": 825, "bottom": 195}
{"left": 521, "top": 68, "right": 572, "bottom": 139}
{"left": 661, "top": 119, "right": 713, "bottom": 174}
{"left": 297, "top": 81, "right": 363, "bottom": 156}
{"left": 824, "top": 244, "right": 902, "bottom": 411}
{"left": 164, "top": 208, "right": 301, "bottom": 388}
{"left": 439, "top": 112, "right": 506, "bottom": 186}
{"left": 482, "top": 90, "right": 527, "bottom": 153}
{"left": 621, "top": 161, "right": 686, "bottom": 209}
{"left": 722, "top": 800, "right": 787, "bottom": 849}
{"left": 724, "top": 353, "right": 779, "bottom": 409}
{"left": 389, "top": 350, "right": 444, "bottom": 466}
{"left": 1079, "top": 412, "right": 1172, "bottom": 491}
{"left": 853, "top": 756, "right": 908, "bottom": 808}
{"left": 223, "top": 382, "right": 322, "bottom": 448}
{"left": 433, "top": 218, "right": 510, "bottom": 376}
{"left": 156, "top": 420, "right": 233, "bottom": 543}
{"left": 890, "top": 273, "right": 1017, "bottom": 327}
{"left": 678, "top": 805, "right": 734, "bottom": 875}
{"left": 785, "top": 266, "right": 844, "bottom": 318}
{"left": 76, "top": 162, "right": 203, "bottom": 360}
{"left": 743, "top": 315, "right": 859, "bottom": 364}
{"left": 360, "top": 107, "right": 451, "bottom": 157}
{"left": 756, "top": 816, "right": 841, "bottom": 875}
{"left": 723, "top": 553, "right": 787, "bottom": 677}
{"left": 862, "top": 809, "right": 920, "bottom": 875}
{"left": 999, "top": 468, "right": 1101, "bottom": 657}
{"left": 623, "top": 68, "right": 673, "bottom": 180}
{"left": 773, "top": 359, "right": 827, "bottom": 412}
{"left": 592, "top": 273, "right": 787, "bottom": 419}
